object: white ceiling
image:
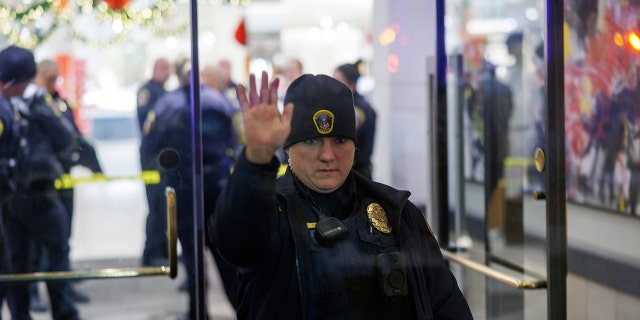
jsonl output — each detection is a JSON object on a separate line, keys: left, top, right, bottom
{"left": 246, "top": 0, "right": 373, "bottom": 33}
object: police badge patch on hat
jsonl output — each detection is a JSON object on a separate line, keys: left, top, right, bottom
{"left": 313, "top": 110, "right": 334, "bottom": 134}
{"left": 367, "top": 203, "right": 391, "bottom": 233}
{"left": 282, "top": 74, "right": 357, "bottom": 148}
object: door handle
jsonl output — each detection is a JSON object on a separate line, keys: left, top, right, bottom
{"left": 441, "top": 249, "right": 547, "bottom": 289}
{"left": 165, "top": 186, "right": 178, "bottom": 279}
{"left": 0, "top": 187, "right": 179, "bottom": 283}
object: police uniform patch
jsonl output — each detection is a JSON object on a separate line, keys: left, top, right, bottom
{"left": 232, "top": 112, "right": 246, "bottom": 143}
{"left": 138, "top": 88, "right": 150, "bottom": 107}
{"left": 355, "top": 106, "right": 366, "bottom": 129}
{"left": 0, "top": 120, "right": 4, "bottom": 138}
{"left": 56, "top": 100, "right": 68, "bottom": 113}
{"left": 313, "top": 109, "right": 334, "bottom": 134}
{"left": 142, "top": 111, "right": 156, "bottom": 135}
{"left": 367, "top": 203, "right": 391, "bottom": 233}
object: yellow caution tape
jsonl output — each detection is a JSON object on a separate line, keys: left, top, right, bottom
{"left": 503, "top": 157, "right": 535, "bottom": 167}
{"left": 54, "top": 170, "right": 161, "bottom": 189}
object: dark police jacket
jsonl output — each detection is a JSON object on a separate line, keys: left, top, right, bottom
{"left": 15, "top": 86, "right": 74, "bottom": 189}
{"left": 209, "top": 151, "right": 473, "bottom": 320}
{"left": 140, "top": 85, "right": 236, "bottom": 183}
{"left": 0, "top": 96, "right": 22, "bottom": 199}
{"left": 137, "top": 79, "right": 167, "bottom": 132}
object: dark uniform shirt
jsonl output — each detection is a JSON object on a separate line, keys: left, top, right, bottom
{"left": 0, "top": 94, "right": 20, "bottom": 279}
{"left": 296, "top": 177, "right": 416, "bottom": 320}
{"left": 353, "top": 92, "right": 376, "bottom": 179}
{"left": 140, "top": 85, "right": 236, "bottom": 179}
{"left": 49, "top": 91, "right": 102, "bottom": 173}
{"left": 137, "top": 79, "right": 167, "bottom": 133}
{"left": 0, "top": 95, "right": 21, "bottom": 199}
{"left": 209, "top": 151, "right": 473, "bottom": 320}
{"left": 15, "top": 86, "right": 74, "bottom": 187}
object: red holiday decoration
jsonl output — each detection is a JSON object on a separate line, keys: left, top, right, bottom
{"left": 235, "top": 18, "right": 247, "bottom": 46}
{"left": 104, "top": 0, "right": 128, "bottom": 10}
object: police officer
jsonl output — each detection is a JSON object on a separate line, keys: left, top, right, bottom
{"left": 137, "top": 58, "right": 172, "bottom": 130}
{"left": 208, "top": 72, "right": 472, "bottom": 319}
{"left": 138, "top": 57, "right": 172, "bottom": 266}
{"left": 334, "top": 61, "right": 377, "bottom": 179}
{"left": 0, "top": 45, "right": 81, "bottom": 320}
{"left": 0, "top": 45, "right": 28, "bottom": 315}
{"left": 142, "top": 57, "right": 238, "bottom": 319}
{"left": 29, "top": 58, "right": 99, "bottom": 306}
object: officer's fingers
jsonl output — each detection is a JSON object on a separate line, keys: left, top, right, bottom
{"left": 269, "top": 77, "right": 280, "bottom": 105}
{"left": 248, "top": 74, "right": 259, "bottom": 106}
{"left": 259, "top": 71, "right": 269, "bottom": 104}
{"left": 236, "top": 84, "right": 250, "bottom": 112}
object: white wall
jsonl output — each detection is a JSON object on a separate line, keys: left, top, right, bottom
{"left": 372, "top": 0, "right": 437, "bottom": 213}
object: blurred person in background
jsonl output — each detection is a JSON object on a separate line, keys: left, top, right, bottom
{"left": 1, "top": 45, "right": 81, "bottom": 320}
{"left": 137, "top": 58, "right": 172, "bottom": 130}
{"left": 23, "top": 58, "right": 101, "bottom": 310}
{"left": 284, "top": 58, "right": 304, "bottom": 82}
{"left": 0, "top": 45, "right": 29, "bottom": 316}
{"left": 201, "top": 64, "right": 243, "bottom": 164}
{"left": 142, "top": 57, "right": 238, "bottom": 319}
{"left": 277, "top": 58, "right": 305, "bottom": 106}
{"left": 218, "top": 58, "right": 238, "bottom": 103}
{"left": 138, "top": 57, "right": 172, "bottom": 267}
{"left": 334, "top": 60, "right": 377, "bottom": 179}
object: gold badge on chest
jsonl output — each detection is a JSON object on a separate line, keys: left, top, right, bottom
{"left": 367, "top": 203, "right": 391, "bottom": 234}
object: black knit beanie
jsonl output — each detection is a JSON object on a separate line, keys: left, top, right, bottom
{"left": 0, "top": 45, "right": 36, "bottom": 84}
{"left": 283, "top": 74, "right": 357, "bottom": 149}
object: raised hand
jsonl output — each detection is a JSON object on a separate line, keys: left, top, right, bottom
{"left": 236, "top": 71, "right": 293, "bottom": 164}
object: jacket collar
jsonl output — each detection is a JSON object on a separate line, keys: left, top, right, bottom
{"left": 277, "top": 167, "right": 411, "bottom": 230}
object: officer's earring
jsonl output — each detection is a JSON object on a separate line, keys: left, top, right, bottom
{"left": 288, "top": 158, "right": 292, "bottom": 168}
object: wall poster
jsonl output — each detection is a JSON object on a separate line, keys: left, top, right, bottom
{"left": 564, "top": 0, "right": 640, "bottom": 217}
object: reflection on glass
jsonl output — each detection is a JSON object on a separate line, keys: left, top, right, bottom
{"left": 445, "top": 0, "right": 549, "bottom": 318}
{"left": 1, "top": 0, "right": 376, "bottom": 318}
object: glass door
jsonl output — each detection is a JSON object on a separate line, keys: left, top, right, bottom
{"left": 0, "top": 0, "right": 232, "bottom": 319}
{"left": 436, "top": 0, "right": 567, "bottom": 319}
{"left": 1, "top": 1, "right": 376, "bottom": 319}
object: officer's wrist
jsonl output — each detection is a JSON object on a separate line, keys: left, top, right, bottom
{"left": 244, "top": 147, "right": 275, "bottom": 165}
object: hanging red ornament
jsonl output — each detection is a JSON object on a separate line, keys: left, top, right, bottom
{"left": 104, "top": 0, "right": 128, "bottom": 10}
{"left": 54, "top": 0, "right": 69, "bottom": 13}
{"left": 235, "top": 18, "right": 247, "bottom": 46}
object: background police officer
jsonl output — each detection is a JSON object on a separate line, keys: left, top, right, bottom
{"left": 137, "top": 57, "right": 172, "bottom": 267}
{"left": 25, "top": 58, "right": 99, "bottom": 308}
{"left": 0, "top": 45, "right": 28, "bottom": 315}
{"left": 0, "top": 45, "right": 81, "bottom": 320}
{"left": 334, "top": 61, "right": 377, "bottom": 180}
{"left": 141, "top": 57, "right": 238, "bottom": 319}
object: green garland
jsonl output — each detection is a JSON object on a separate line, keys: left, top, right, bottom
{"left": 0, "top": 0, "right": 251, "bottom": 49}
{"left": 0, "top": 0, "right": 59, "bottom": 49}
